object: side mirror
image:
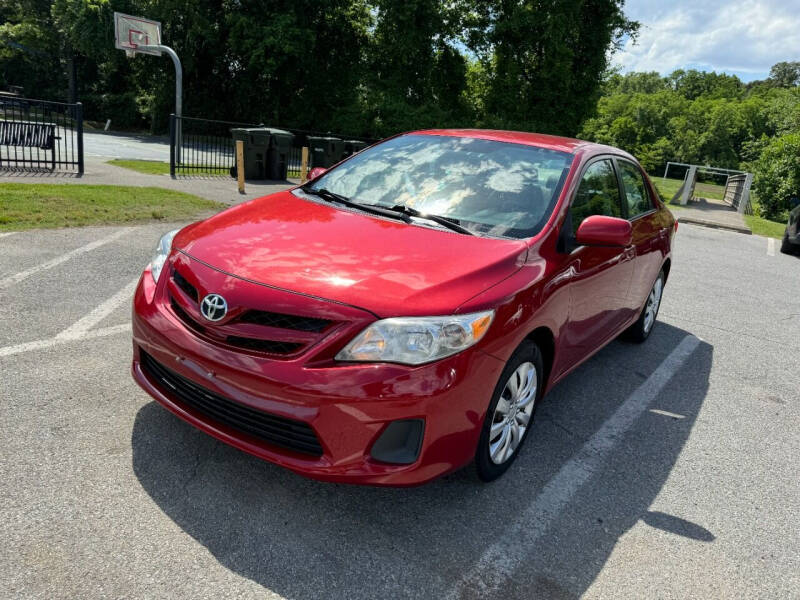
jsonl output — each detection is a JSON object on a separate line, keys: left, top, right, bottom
{"left": 575, "top": 215, "right": 632, "bottom": 247}
{"left": 307, "top": 167, "right": 328, "bottom": 181}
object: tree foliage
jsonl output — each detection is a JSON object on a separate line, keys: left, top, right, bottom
{"left": 750, "top": 133, "right": 800, "bottom": 219}
{"left": 1, "top": 0, "right": 635, "bottom": 138}
{"left": 581, "top": 68, "right": 800, "bottom": 196}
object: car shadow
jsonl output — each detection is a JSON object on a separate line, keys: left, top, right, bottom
{"left": 131, "top": 322, "right": 712, "bottom": 599}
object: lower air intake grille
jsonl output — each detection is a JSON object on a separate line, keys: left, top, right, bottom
{"left": 141, "top": 351, "right": 323, "bottom": 457}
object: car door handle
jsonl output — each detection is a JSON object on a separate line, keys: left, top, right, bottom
{"left": 624, "top": 246, "right": 636, "bottom": 260}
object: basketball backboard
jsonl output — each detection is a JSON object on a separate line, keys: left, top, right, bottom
{"left": 114, "top": 12, "right": 162, "bottom": 56}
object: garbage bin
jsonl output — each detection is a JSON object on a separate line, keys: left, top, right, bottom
{"left": 231, "top": 128, "right": 270, "bottom": 179}
{"left": 265, "top": 128, "right": 294, "bottom": 180}
{"left": 307, "top": 136, "right": 344, "bottom": 168}
{"left": 343, "top": 140, "right": 367, "bottom": 158}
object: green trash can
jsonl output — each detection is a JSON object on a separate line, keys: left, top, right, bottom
{"left": 265, "top": 128, "right": 294, "bottom": 180}
{"left": 343, "top": 140, "right": 367, "bottom": 158}
{"left": 307, "top": 136, "right": 344, "bottom": 168}
{"left": 231, "top": 128, "right": 270, "bottom": 179}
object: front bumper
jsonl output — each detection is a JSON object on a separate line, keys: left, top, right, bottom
{"left": 131, "top": 265, "right": 505, "bottom": 486}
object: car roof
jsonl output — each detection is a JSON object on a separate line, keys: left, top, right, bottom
{"left": 409, "top": 129, "right": 593, "bottom": 154}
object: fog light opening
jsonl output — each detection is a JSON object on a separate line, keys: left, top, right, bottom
{"left": 370, "top": 419, "right": 425, "bottom": 465}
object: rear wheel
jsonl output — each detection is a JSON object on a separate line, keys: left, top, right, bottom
{"left": 624, "top": 270, "right": 664, "bottom": 343}
{"left": 475, "top": 341, "right": 543, "bottom": 482}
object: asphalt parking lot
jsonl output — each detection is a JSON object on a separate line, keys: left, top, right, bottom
{"left": 1, "top": 221, "right": 798, "bottom": 599}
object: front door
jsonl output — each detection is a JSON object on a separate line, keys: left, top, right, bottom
{"left": 561, "top": 157, "right": 634, "bottom": 368}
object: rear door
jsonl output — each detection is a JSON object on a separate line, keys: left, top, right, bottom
{"left": 615, "top": 158, "right": 663, "bottom": 312}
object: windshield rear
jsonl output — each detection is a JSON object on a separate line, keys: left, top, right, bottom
{"left": 308, "top": 134, "right": 573, "bottom": 238}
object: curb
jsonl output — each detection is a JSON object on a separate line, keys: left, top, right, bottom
{"left": 676, "top": 215, "right": 752, "bottom": 235}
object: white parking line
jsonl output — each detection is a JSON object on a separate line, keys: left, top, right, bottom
{"left": 0, "top": 228, "right": 133, "bottom": 289}
{"left": 57, "top": 278, "right": 139, "bottom": 340}
{"left": 0, "top": 324, "right": 131, "bottom": 358}
{"left": 0, "top": 232, "right": 18, "bottom": 238}
{"left": 767, "top": 237, "right": 775, "bottom": 256}
{"left": 0, "top": 278, "right": 138, "bottom": 358}
{"left": 446, "top": 334, "right": 701, "bottom": 599}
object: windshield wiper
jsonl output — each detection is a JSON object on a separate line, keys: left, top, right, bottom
{"left": 301, "top": 187, "right": 412, "bottom": 223}
{"left": 388, "top": 204, "right": 475, "bottom": 236}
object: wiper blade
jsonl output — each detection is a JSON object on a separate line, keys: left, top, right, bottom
{"left": 389, "top": 204, "right": 474, "bottom": 236}
{"left": 301, "top": 187, "right": 412, "bottom": 223}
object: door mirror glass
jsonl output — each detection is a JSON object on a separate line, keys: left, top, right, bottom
{"left": 307, "top": 167, "right": 328, "bottom": 181}
{"left": 575, "top": 215, "right": 632, "bottom": 247}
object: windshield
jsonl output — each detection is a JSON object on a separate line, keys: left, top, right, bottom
{"left": 307, "top": 134, "right": 573, "bottom": 238}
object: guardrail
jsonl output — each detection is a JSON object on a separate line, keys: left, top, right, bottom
{"left": 723, "top": 173, "right": 754, "bottom": 215}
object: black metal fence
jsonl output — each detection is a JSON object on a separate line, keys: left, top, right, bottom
{"left": 169, "top": 114, "right": 260, "bottom": 177}
{"left": 0, "top": 97, "right": 84, "bottom": 174}
{"left": 169, "top": 114, "right": 374, "bottom": 179}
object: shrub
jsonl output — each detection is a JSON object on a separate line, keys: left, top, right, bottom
{"left": 751, "top": 132, "right": 800, "bottom": 220}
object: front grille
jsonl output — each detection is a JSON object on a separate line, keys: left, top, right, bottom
{"left": 141, "top": 351, "right": 323, "bottom": 457}
{"left": 170, "top": 296, "right": 206, "bottom": 335}
{"left": 172, "top": 268, "right": 198, "bottom": 302}
{"left": 225, "top": 336, "right": 303, "bottom": 354}
{"left": 239, "top": 310, "right": 332, "bottom": 333}
{"left": 167, "top": 266, "right": 339, "bottom": 357}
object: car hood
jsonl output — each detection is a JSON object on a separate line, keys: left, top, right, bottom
{"left": 175, "top": 190, "right": 528, "bottom": 317}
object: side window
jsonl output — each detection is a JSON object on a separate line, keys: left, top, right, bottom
{"left": 618, "top": 160, "right": 653, "bottom": 218}
{"left": 570, "top": 159, "right": 622, "bottom": 235}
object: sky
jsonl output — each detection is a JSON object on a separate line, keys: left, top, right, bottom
{"left": 612, "top": 0, "right": 800, "bottom": 82}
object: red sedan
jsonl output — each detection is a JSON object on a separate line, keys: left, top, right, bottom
{"left": 131, "top": 130, "right": 676, "bottom": 486}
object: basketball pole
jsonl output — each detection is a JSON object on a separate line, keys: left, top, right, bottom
{"left": 139, "top": 44, "right": 182, "bottom": 166}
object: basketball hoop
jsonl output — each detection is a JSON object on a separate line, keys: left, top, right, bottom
{"left": 114, "top": 12, "right": 162, "bottom": 57}
{"left": 114, "top": 12, "right": 182, "bottom": 167}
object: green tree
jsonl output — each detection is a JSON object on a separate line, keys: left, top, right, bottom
{"left": 751, "top": 133, "right": 800, "bottom": 219}
{"left": 465, "top": 0, "right": 638, "bottom": 136}
{"left": 768, "top": 61, "right": 800, "bottom": 88}
{"left": 0, "top": 0, "right": 64, "bottom": 100}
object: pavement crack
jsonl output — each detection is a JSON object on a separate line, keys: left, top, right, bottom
{"left": 548, "top": 417, "right": 583, "bottom": 440}
{"left": 180, "top": 444, "right": 219, "bottom": 498}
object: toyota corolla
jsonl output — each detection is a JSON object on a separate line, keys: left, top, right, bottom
{"left": 131, "top": 130, "right": 676, "bottom": 486}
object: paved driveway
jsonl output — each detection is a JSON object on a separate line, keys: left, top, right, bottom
{"left": 0, "top": 222, "right": 798, "bottom": 599}
{"left": 83, "top": 131, "right": 171, "bottom": 161}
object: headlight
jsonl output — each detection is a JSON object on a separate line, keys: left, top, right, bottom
{"left": 336, "top": 310, "right": 494, "bottom": 365}
{"left": 149, "top": 229, "right": 180, "bottom": 283}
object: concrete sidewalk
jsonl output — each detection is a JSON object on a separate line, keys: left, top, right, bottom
{"left": 671, "top": 197, "right": 751, "bottom": 234}
{"left": 0, "top": 158, "right": 294, "bottom": 205}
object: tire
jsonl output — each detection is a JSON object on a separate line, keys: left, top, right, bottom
{"left": 780, "top": 233, "right": 794, "bottom": 255}
{"left": 624, "top": 270, "right": 665, "bottom": 343}
{"left": 475, "top": 340, "right": 544, "bottom": 482}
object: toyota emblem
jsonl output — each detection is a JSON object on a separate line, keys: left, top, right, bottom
{"left": 200, "top": 293, "right": 228, "bottom": 321}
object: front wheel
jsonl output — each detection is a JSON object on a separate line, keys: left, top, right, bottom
{"left": 624, "top": 270, "right": 665, "bottom": 343}
{"left": 475, "top": 341, "right": 543, "bottom": 482}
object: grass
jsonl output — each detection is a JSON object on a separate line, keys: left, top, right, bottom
{"left": 108, "top": 159, "right": 226, "bottom": 177}
{"left": 744, "top": 214, "right": 787, "bottom": 239}
{"left": 108, "top": 159, "right": 171, "bottom": 175}
{"left": 745, "top": 200, "right": 789, "bottom": 239}
{"left": 0, "top": 183, "right": 224, "bottom": 231}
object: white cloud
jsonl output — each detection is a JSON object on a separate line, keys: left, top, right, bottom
{"left": 613, "top": 0, "right": 800, "bottom": 81}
